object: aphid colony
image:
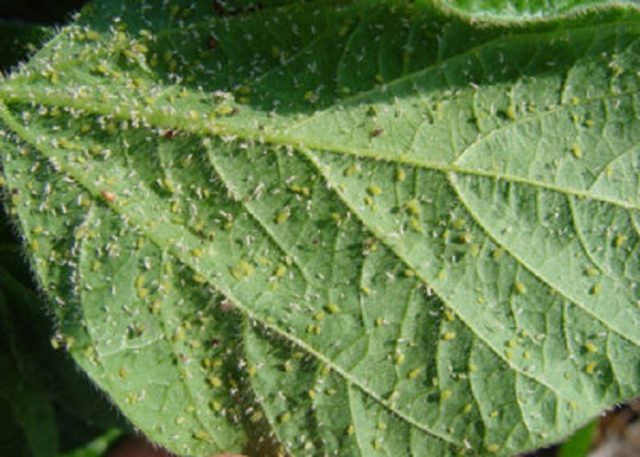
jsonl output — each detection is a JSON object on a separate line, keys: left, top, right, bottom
{"left": 1, "top": 1, "right": 639, "bottom": 455}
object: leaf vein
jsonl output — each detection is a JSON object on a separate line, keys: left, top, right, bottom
{"left": 0, "top": 102, "right": 460, "bottom": 448}
{"left": 447, "top": 172, "right": 640, "bottom": 349}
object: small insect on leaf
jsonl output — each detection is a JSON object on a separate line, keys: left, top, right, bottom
{"left": 571, "top": 143, "right": 582, "bottom": 158}
{"left": 514, "top": 281, "right": 527, "bottom": 295}
{"left": 367, "top": 185, "right": 382, "bottom": 196}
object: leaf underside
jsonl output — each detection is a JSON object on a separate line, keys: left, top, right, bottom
{"left": 1, "top": 0, "right": 640, "bottom": 456}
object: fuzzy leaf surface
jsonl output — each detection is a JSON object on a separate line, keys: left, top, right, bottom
{"left": 1, "top": 0, "right": 640, "bottom": 456}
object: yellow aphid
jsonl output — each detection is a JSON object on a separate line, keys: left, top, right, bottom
{"left": 275, "top": 211, "right": 290, "bottom": 224}
{"left": 325, "top": 302, "right": 340, "bottom": 314}
{"left": 407, "top": 368, "right": 421, "bottom": 380}
{"left": 441, "top": 331, "right": 456, "bottom": 341}
{"left": 584, "top": 361, "right": 597, "bottom": 375}
{"left": 367, "top": 185, "right": 382, "bottom": 196}
{"left": 216, "top": 104, "right": 235, "bottom": 116}
{"left": 274, "top": 264, "right": 287, "bottom": 278}
{"left": 404, "top": 199, "right": 421, "bottom": 215}
{"left": 444, "top": 309, "right": 455, "bottom": 321}
{"left": 584, "top": 341, "right": 598, "bottom": 353}
{"left": 584, "top": 266, "right": 599, "bottom": 277}
{"left": 614, "top": 234, "right": 627, "bottom": 247}
{"left": 343, "top": 164, "right": 358, "bottom": 177}
{"left": 137, "top": 288, "right": 150, "bottom": 299}
{"left": 514, "top": 281, "right": 526, "bottom": 295}
{"left": 571, "top": 143, "right": 582, "bottom": 159}
{"left": 230, "top": 260, "right": 254, "bottom": 280}
{"left": 192, "top": 273, "right": 207, "bottom": 284}
{"left": 440, "top": 389, "right": 452, "bottom": 401}
{"left": 194, "top": 430, "right": 212, "bottom": 443}
{"left": 208, "top": 376, "right": 223, "bottom": 388}
{"left": 452, "top": 218, "right": 465, "bottom": 230}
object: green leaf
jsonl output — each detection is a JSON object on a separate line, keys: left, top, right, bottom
{"left": 0, "top": 395, "right": 33, "bottom": 457}
{"left": 0, "top": 348, "right": 58, "bottom": 457}
{"left": 431, "top": 0, "right": 640, "bottom": 22}
{"left": 557, "top": 420, "right": 597, "bottom": 457}
{"left": 59, "top": 428, "right": 122, "bottom": 457}
{"left": 1, "top": 0, "right": 640, "bottom": 456}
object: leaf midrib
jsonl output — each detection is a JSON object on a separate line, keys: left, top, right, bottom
{"left": 1, "top": 84, "right": 638, "bottom": 212}
{"left": 4, "top": 8, "right": 638, "bottom": 213}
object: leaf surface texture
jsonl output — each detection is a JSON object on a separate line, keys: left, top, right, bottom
{"left": 1, "top": 0, "right": 640, "bottom": 455}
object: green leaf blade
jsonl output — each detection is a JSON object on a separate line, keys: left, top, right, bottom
{"left": 1, "top": 1, "right": 639, "bottom": 456}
